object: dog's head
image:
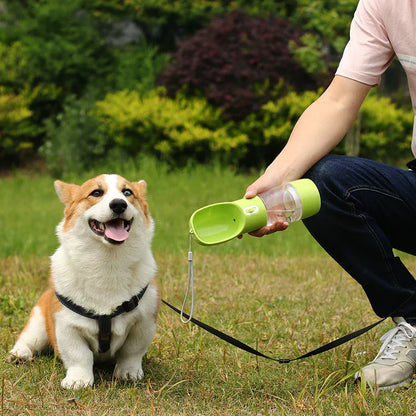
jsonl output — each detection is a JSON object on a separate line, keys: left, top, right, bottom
{"left": 54, "top": 174, "right": 152, "bottom": 246}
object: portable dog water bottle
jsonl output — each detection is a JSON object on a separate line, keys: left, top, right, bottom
{"left": 189, "top": 179, "right": 321, "bottom": 245}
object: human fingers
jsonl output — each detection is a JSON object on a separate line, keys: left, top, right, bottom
{"left": 248, "top": 219, "right": 289, "bottom": 237}
{"left": 244, "top": 174, "right": 276, "bottom": 199}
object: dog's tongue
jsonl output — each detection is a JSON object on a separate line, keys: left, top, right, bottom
{"left": 105, "top": 219, "right": 129, "bottom": 242}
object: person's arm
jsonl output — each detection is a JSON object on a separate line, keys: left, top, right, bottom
{"left": 245, "top": 75, "right": 372, "bottom": 236}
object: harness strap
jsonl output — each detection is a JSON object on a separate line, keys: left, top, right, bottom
{"left": 97, "top": 316, "right": 112, "bottom": 353}
{"left": 55, "top": 285, "right": 148, "bottom": 353}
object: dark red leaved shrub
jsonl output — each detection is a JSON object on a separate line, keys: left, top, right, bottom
{"left": 161, "top": 10, "right": 318, "bottom": 120}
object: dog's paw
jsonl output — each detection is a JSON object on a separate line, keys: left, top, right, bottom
{"left": 115, "top": 362, "right": 144, "bottom": 381}
{"left": 61, "top": 367, "right": 94, "bottom": 390}
{"left": 8, "top": 345, "right": 33, "bottom": 363}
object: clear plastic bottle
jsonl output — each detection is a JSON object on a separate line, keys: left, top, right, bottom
{"left": 258, "top": 179, "right": 320, "bottom": 226}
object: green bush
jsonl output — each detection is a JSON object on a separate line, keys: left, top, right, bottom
{"left": 238, "top": 90, "right": 413, "bottom": 166}
{"left": 238, "top": 90, "right": 321, "bottom": 166}
{"left": 0, "top": 41, "right": 53, "bottom": 167}
{"left": 289, "top": 0, "right": 358, "bottom": 73}
{"left": 0, "top": 41, "right": 32, "bottom": 88}
{"left": 41, "top": 85, "right": 414, "bottom": 173}
{"left": 0, "top": 87, "right": 42, "bottom": 165}
{"left": 3, "top": 2, "right": 110, "bottom": 97}
{"left": 0, "top": 0, "right": 169, "bottom": 167}
{"left": 42, "top": 88, "right": 249, "bottom": 175}
{"left": 106, "top": 45, "right": 169, "bottom": 94}
{"left": 41, "top": 95, "right": 111, "bottom": 176}
{"left": 357, "top": 94, "right": 414, "bottom": 162}
{"left": 2, "top": 1, "right": 170, "bottom": 97}
{"left": 93, "top": 88, "right": 248, "bottom": 165}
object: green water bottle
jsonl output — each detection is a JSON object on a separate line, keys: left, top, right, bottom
{"left": 189, "top": 179, "right": 321, "bottom": 246}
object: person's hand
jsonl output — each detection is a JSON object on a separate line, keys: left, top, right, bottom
{"left": 247, "top": 217, "right": 289, "bottom": 237}
{"left": 241, "top": 174, "right": 289, "bottom": 237}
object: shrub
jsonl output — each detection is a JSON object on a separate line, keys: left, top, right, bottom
{"left": 1, "top": 1, "right": 169, "bottom": 167}
{"left": 161, "top": 10, "right": 319, "bottom": 121}
{"left": 0, "top": 41, "right": 32, "bottom": 89}
{"left": 132, "top": 0, "right": 355, "bottom": 73}
{"left": 239, "top": 90, "right": 414, "bottom": 167}
{"left": 41, "top": 95, "right": 111, "bottom": 176}
{"left": 3, "top": 2, "right": 110, "bottom": 97}
{"left": 0, "top": 41, "right": 37, "bottom": 167}
{"left": 40, "top": 87, "right": 250, "bottom": 175}
{"left": 131, "top": 0, "right": 225, "bottom": 50}
{"left": 238, "top": 90, "right": 321, "bottom": 166}
{"left": 356, "top": 94, "right": 414, "bottom": 163}
{"left": 290, "top": 1, "right": 358, "bottom": 51}
{"left": 106, "top": 45, "right": 169, "bottom": 94}
{"left": 0, "top": 87, "right": 42, "bottom": 167}
{"left": 2, "top": 1, "right": 169, "bottom": 98}
{"left": 93, "top": 88, "right": 248, "bottom": 165}
{"left": 41, "top": 85, "right": 414, "bottom": 174}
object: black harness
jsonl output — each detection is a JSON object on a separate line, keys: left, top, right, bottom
{"left": 55, "top": 285, "right": 148, "bottom": 353}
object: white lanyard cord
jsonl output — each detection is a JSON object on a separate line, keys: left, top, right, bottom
{"left": 180, "top": 232, "right": 195, "bottom": 324}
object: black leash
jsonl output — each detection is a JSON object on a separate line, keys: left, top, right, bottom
{"left": 162, "top": 292, "right": 416, "bottom": 363}
{"left": 165, "top": 228, "right": 416, "bottom": 363}
{"left": 162, "top": 299, "right": 386, "bottom": 363}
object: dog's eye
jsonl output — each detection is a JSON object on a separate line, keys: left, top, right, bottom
{"left": 122, "top": 188, "right": 133, "bottom": 197}
{"left": 90, "top": 189, "right": 104, "bottom": 198}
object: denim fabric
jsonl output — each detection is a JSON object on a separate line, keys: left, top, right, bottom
{"left": 303, "top": 155, "right": 416, "bottom": 322}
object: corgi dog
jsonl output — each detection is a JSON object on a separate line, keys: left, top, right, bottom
{"left": 8, "top": 174, "right": 159, "bottom": 390}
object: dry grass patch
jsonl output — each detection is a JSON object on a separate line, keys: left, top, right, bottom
{"left": 1, "top": 253, "right": 416, "bottom": 415}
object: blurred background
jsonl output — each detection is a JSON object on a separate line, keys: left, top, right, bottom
{"left": 0, "top": 0, "right": 413, "bottom": 177}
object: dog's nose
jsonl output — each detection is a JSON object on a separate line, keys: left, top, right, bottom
{"left": 109, "top": 199, "right": 127, "bottom": 214}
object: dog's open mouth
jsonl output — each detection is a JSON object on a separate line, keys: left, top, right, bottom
{"left": 89, "top": 218, "right": 133, "bottom": 244}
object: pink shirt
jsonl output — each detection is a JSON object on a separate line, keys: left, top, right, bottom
{"left": 336, "top": 0, "right": 416, "bottom": 155}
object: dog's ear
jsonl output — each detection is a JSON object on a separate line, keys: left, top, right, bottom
{"left": 132, "top": 180, "right": 149, "bottom": 219}
{"left": 137, "top": 179, "right": 147, "bottom": 194}
{"left": 54, "top": 180, "right": 79, "bottom": 205}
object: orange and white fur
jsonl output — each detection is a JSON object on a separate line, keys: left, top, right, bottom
{"left": 8, "top": 174, "right": 159, "bottom": 389}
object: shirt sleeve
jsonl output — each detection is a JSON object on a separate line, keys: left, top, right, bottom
{"left": 336, "top": 0, "right": 395, "bottom": 86}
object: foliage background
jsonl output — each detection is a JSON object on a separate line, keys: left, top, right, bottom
{"left": 0, "top": 0, "right": 413, "bottom": 174}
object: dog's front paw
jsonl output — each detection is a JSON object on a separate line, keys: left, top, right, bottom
{"left": 8, "top": 344, "right": 33, "bottom": 363}
{"left": 61, "top": 367, "right": 94, "bottom": 390}
{"left": 115, "top": 361, "right": 144, "bottom": 381}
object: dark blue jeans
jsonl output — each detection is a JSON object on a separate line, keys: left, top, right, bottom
{"left": 303, "top": 155, "right": 416, "bottom": 322}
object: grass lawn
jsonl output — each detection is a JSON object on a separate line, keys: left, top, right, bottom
{"left": 1, "top": 158, "right": 416, "bottom": 415}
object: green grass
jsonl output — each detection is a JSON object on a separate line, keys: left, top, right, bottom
{"left": 1, "top": 158, "right": 416, "bottom": 415}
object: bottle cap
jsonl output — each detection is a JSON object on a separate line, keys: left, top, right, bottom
{"left": 290, "top": 179, "right": 321, "bottom": 219}
{"left": 189, "top": 196, "right": 267, "bottom": 245}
